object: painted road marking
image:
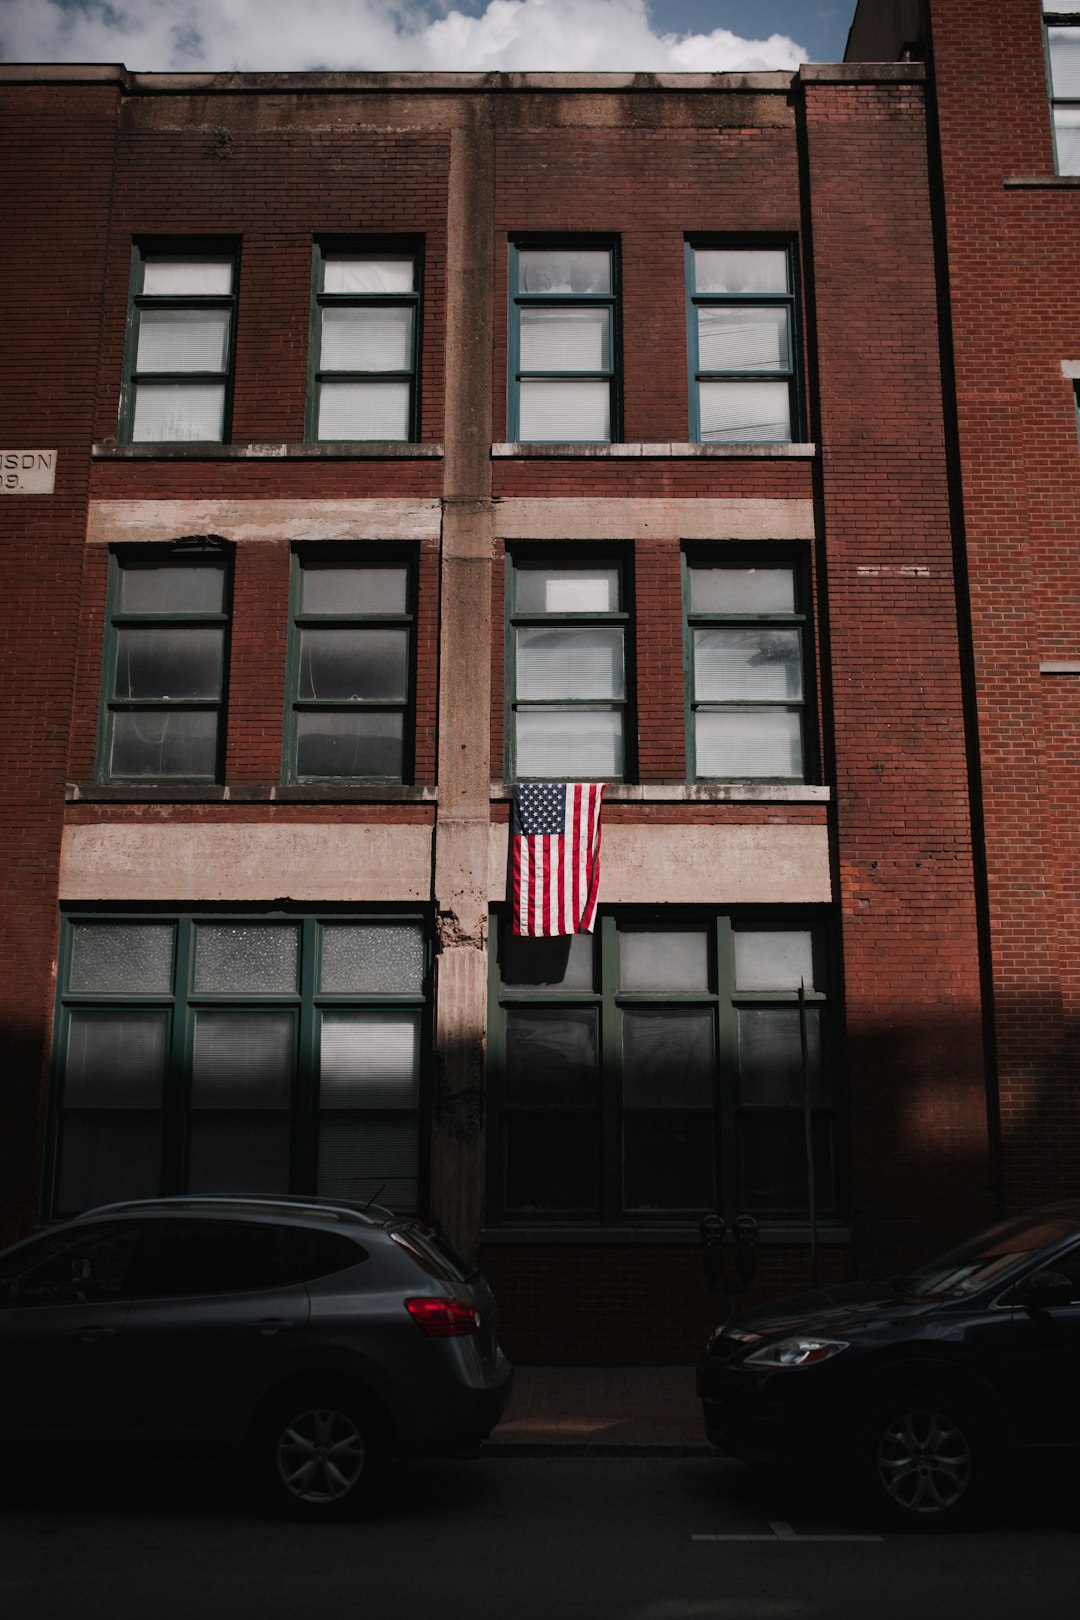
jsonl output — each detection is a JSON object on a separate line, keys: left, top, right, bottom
{"left": 693, "top": 1519, "right": 882, "bottom": 1544}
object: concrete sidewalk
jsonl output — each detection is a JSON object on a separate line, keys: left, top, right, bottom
{"left": 487, "top": 1366, "right": 709, "bottom": 1454}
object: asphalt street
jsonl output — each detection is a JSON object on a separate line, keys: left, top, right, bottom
{"left": 2, "top": 1454, "right": 1078, "bottom": 1620}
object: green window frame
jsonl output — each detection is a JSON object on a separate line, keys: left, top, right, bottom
{"left": 685, "top": 240, "right": 800, "bottom": 443}
{"left": 506, "top": 553, "right": 632, "bottom": 783}
{"left": 120, "top": 242, "right": 238, "bottom": 444}
{"left": 1044, "top": 6, "right": 1080, "bottom": 173}
{"left": 683, "top": 551, "right": 810, "bottom": 783}
{"left": 487, "top": 910, "right": 837, "bottom": 1226}
{"left": 307, "top": 241, "right": 420, "bottom": 442}
{"left": 96, "top": 546, "right": 231, "bottom": 785}
{"left": 283, "top": 548, "right": 415, "bottom": 784}
{"left": 508, "top": 239, "right": 619, "bottom": 443}
{"left": 49, "top": 911, "right": 430, "bottom": 1218}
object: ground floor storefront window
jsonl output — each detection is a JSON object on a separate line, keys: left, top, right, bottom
{"left": 50, "top": 911, "right": 429, "bottom": 1217}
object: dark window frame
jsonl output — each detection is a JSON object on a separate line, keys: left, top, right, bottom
{"left": 307, "top": 237, "right": 422, "bottom": 443}
{"left": 1044, "top": 8, "right": 1080, "bottom": 175}
{"left": 507, "top": 237, "right": 620, "bottom": 443}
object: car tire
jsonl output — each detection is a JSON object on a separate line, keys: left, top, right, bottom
{"left": 255, "top": 1385, "right": 386, "bottom": 1520}
{"left": 858, "top": 1385, "right": 986, "bottom": 1531}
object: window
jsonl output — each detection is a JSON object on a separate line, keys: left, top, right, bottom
{"left": 97, "top": 548, "right": 231, "bottom": 783}
{"left": 684, "top": 555, "right": 809, "bottom": 782}
{"left": 685, "top": 242, "right": 799, "bottom": 443}
{"left": 507, "top": 556, "right": 630, "bottom": 781}
{"left": 121, "top": 245, "right": 237, "bottom": 443}
{"left": 1044, "top": 6, "right": 1080, "bottom": 173}
{"left": 50, "top": 914, "right": 429, "bottom": 1217}
{"left": 284, "top": 551, "right": 414, "bottom": 783}
{"left": 488, "top": 912, "right": 836, "bottom": 1224}
{"left": 309, "top": 243, "right": 420, "bottom": 441}
{"left": 508, "top": 241, "right": 618, "bottom": 442}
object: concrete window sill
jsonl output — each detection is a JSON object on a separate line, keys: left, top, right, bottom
{"left": 65, "top": 782, "right": 438, "bottom": 804}
{"left": 490, "top": 782, "right": 830, "bottom": 803}
{"left": 492, "top": 441, "right": 817, "bottom": 459}
{"left": 91, "top": 441, "right": 444, "bottom": 460}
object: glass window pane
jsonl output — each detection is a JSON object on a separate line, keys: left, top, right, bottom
{"left": 115, "top": 626, "right": 224, "bottom": 700}
{"left": 318, "top": 1119, "right": 418, "bottom": 1213}
{"left": 500, "top": 931, "right": 595, "bottom": 990}
{"left": 621, "top": 1009, "right": 715, "bottom": 1105}
{"left": 1049, "top": 28, "right": 1080, "bottom": 97}
{"left": 623, "top": 1115, "right": 715, "bottom": 1212}
{"left": 699, "top": 380, "right": 791, "bottom": 442}
{"left": 734, "top": 930, "right": 814, "bottom": 992}
{"left": 300, "top": 565, "right": 407, "bottom": 617}
{"left": 320, "top": 923, "right": 425, "bottom": 994}
{"left": 191, "top": 1012, "right": 295, "bottom": 1106}
{"left": 110, "top": 709, "right": 219, "bottom": 778}
{"left": 320, "top": 1012, "right": 421, "bottom": 1108}
{"left": 739, "top": 1007, "right": 824, "bottom": 1106}
{"left": 299, "top": 626, "right": 407, "bottom": 701}
{"left": 695, "top": 708, "right": 803, "bottom": 779}
{"left": 620, "top": 928, "right": 709, "bottom": 991}
{"left": 697, "top": 306, "right": 789, "bottom": 373}
{"left": 689, "top": 566, "right": 795, "bottom": 616}
{"left": 1053, "top": 105, "right": 1080, "bottom": 174}
{"left": 739, "top": 1114, "right": 834, "bottom": 1214}
{"left": 119, "top": 561, "right": 226, "bottom": 616}
{"left": 194, "top": 924, "right": 299, "bottom": 995}
{"left": 505, "top": 1008, "right": 597, "bottom": 1103}
{"left": 317, "top": 380, "right": 410, "bottom": 440}
{"left": 519, "top": 379, "right": 610, "bottom": 441}
{"left": 515, "top": 708, "right": 623, "bottom": 780}
{"left": 504, "top": 1115, "right": 599, "bottom": 1213}
{"left": 64, "top": 1011, "right": 167, "bottom": 1107}
{"left": 520, "top": 308, "right": 610, "bottom": 372}
{"left": 517, "top": 627, "right": 624, "bottom": 701}
{"left": 296, "top": 711, "right": 403, "bottom": 779}
{"left": 131, "top": 382, "right": 225, "bottom": 442}
{"left": 320, "top": 305, "right": 414, "bottom": 372}
{"left": 323, "top": 256, "right": 414, "bottom": 294}
{"left": 515, "top": 566, "right": 620, "bottom": 615}
{"left": 142, "top": 258, "right": 233, "bottom": 296}
{"left": 694, "top": 628, "right": 802, "bottom": 702}
{"left": 141, "top": 1220, "right": 292, "bottom": 1296}
{"left": 55, "top": 1118, "right": 162, "bottom": 1215}
{"left": 517, "top": 249, "right": 611, "bottom": 294}
{"left": 136, "top": 308, "right": 230, "bottom": 373}
{"left": 69, "top": 922, "right": 173, "bottom": 994}
{"left": 186, "top": 1122, "right": 292, "bottom": 1197}
{"left": 692, "top": 248, "right": 789, "bottom": 295}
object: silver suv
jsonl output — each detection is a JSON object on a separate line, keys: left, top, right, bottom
{"left": 0, "top": 1196, "right": 512, "bottom": 1518}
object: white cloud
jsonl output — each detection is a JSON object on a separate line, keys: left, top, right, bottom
{"left": 0, "top": 0, "right": 809, "bottom": 74}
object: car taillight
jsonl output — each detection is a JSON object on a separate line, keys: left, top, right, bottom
{"left": 405, "top": 1297, "right": 483, "bottom": 1337}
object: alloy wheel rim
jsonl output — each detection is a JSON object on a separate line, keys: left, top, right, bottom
{"left": 876, "top": 1406, "right": 973, "bottom": 1515}
{"left": 277, "top": 1407, "right": 365, "bottom": 1504}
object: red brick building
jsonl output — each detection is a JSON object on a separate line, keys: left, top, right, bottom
{"left": 0, "top": 56, "right": 993, "bottom": 1362}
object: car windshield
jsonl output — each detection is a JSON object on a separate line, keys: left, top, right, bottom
{"left": 895, "top": 1210, "right": 1080, "bottom": 1300}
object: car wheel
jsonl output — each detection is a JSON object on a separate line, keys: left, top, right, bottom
{"left": 258, "top": 1387, "right": 385, "bottom": 1520}
{"left": 861, "top": 1387, "right": 984, "bottom": 1531}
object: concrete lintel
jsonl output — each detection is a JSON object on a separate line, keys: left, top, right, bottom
{"left": 1040, "top": 661, "right": 1080, "bottom": 674}
{"left": 87, "top": 498, "right": 442, "bottom": 543}
{"left": 1061, "top": 361, "right": 1080, "bottom": 380}
{"left": 493, "top": 498, "right": 815, "bottom": 541}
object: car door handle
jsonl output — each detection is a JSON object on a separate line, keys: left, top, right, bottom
{"left": 251, "top": 1318, "right": 297, "bottom": 1336}
{"left": 72, "top": 1327, "right": 116, "bottom": 1343}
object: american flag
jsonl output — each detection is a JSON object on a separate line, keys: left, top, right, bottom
{"left": 511, "top": 782, "right": 606, "bottom": 937}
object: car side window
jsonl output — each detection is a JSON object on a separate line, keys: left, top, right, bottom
{"left": 0, "top": 1224, "right": 141, "bottom": 1307}
{"left": 1044, "top": 1243, "right": 1080, "bottom": 1301}
{"left": 137, "top": 1220, "right": 297, "bottom": 1298}
{"left": 290, "top": 1228, "right": 369, "bottom": 1281}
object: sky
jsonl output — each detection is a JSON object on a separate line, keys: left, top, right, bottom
{"left": 0, "top": 1, "right": 854, "bottom": 74}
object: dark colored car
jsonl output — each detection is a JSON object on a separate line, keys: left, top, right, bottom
{"left": 698, "top": 1201, "right": 1080, "bottom": 1529}
{"left": 0, "top": 1196, "right": 512, "bottom": 1518}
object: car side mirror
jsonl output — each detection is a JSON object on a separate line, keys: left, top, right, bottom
{"left": 1023, "top": 1270, "right": 1075, "bottom": 1312}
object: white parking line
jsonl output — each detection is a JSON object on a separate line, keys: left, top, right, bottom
{"left": 693, "top": 1519, "right": 882, "bottom": 1544}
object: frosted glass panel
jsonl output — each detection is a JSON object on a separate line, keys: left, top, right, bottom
{"left": 517, "top": 249, "right": 610, "bottom": 293}
{"left": 515, "top": 566, "right": 619, "bottom": 614}
{"left": 318, "top": 1119, "right": 418, "bottom": 1211}
{"left": 320, "top": 924, "right": 424, "bottom": 993}
{"left": 296, "top": 711, "right": 403, "bottom": 779}
{"left": 69, "top": 923, "right": 173, "bottom": 993}
{"left": 516, "top": 708, "right": 623, "bottom": 778}
{"left": 1049, "top": 29, "right": 1080, "bottom": 97}
{"left": 323, "top": 256, "right": 414, "bottom": 293}
{"left": 520, "top": 308, "right": 609, "bottom": 371}
{"left": 1054, "top": 105, "right": 1080, "bottom": 173}
{"left": 518, "top": 627, "right": 623, "bottom": 700}
{"left": 142, "top": 259, "right": 233, "bottom": 295}
{"left": 620, "top": 929, "right": 709, "bottom": 991}
{"left": 695, "top": 707, "right": 802, "bottom": 778}
{"left": 693, "top": 249, "right": 788, "bottom": 294}
{"left": 622, "top": 1008, "right": 714, "bottom": 1106}
{"left": 321, "top": 305, "right": 413, "bottom": 371}
{"left": 187, "top": 1118, "right": 290, "bottom": 1195}
{"left": 119, "top": 562, "right": 226, "bottom": 615}
{"left": 699, "top": 380, "right": 790, "bottom": 442}
{"left": 689, "top": 566, "right": 795, "bottom": 615}
{"left": 115, "top": 627, "right": 223, "bottom": 700}
{"left": 191, "top": 1012, "right": 294, "bottom": 1106}
{"left": 694, "top": 628, "right": 802, "bottom": 701}
{"left": 739, "top": 1007, "right": 824, "bottom": 1106}
{"left": 137, "top": 308, "right": 230, "bottom": 373}
{"left": 64, "top": 1011, "right": 167, "bottom": 1106}
{"left": 698, "top": 307, "right": 788, "bottom": 372}
{"left": 299, "top": 627, "right": 407, "bottom": 700}
{"left": 505, "top": 1008, "right": 597, "bottom": 1103}
{"left": 300, "top": 566, "right": 407, "bottom": 616}
{"left": 132, "top": 382, "right": 225, "bottom": 442}
{"left": 110, "top": 710, "right": 218, "bottom": 778}
{"left": 734, "top": 930, "right": 814, "bottom": 991}
{"left": 519, "top": 379, "right": 610, "bottom": 441}
{"left": 320, "top": 1012, "right": 420, "bottom": 1107}
{"left": 194, "top": 925, "right": 299, "bottom": 994}
{"left": 501, "top": 930, "right": 594, "bottom": 989}
{"left": 318, "top": 380, "right": 409, "bottom": 440}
